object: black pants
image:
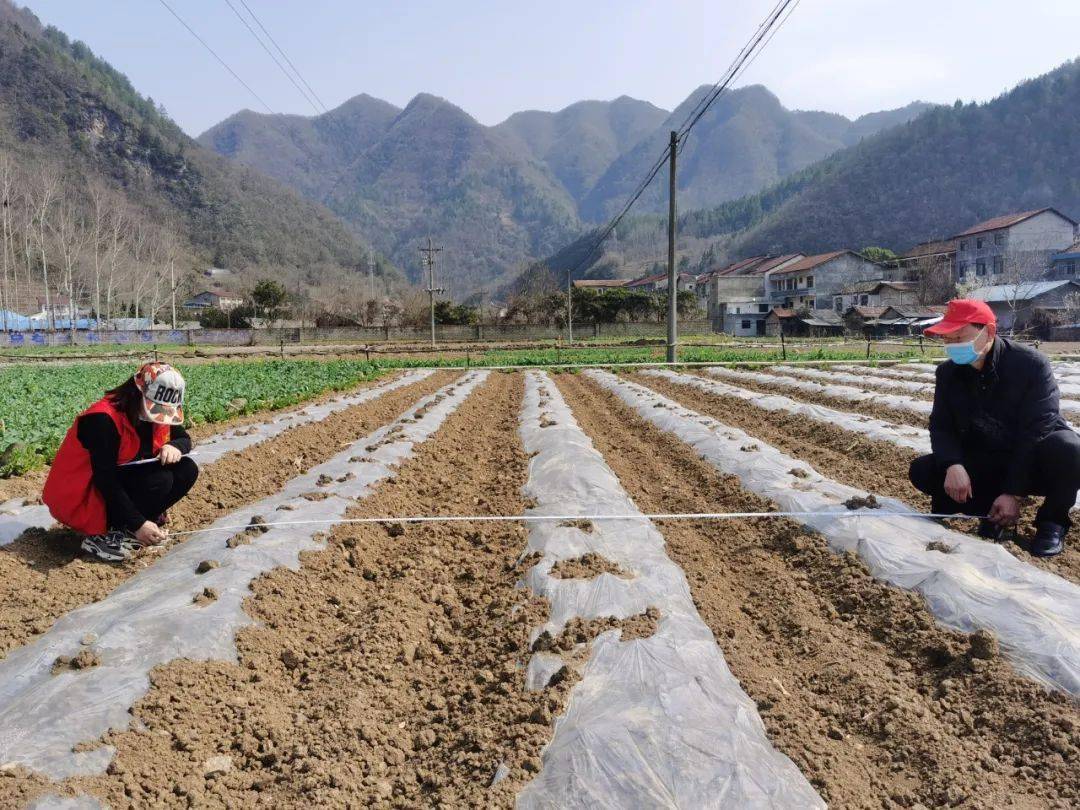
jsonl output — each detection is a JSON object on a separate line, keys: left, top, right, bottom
{"left": 107, "top": 457, "right": 199, "bottom": 530}
{"left": 909, "top": 430, "right": 1080, "bottom": 528}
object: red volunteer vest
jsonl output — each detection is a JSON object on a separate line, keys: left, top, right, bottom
{"left": 42, "top": 397, "right": 170, "bottom": 535}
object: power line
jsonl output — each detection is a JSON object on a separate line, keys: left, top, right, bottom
{"left": 222, "top": 0, "right": 321, "bottom": 115}
{"left": 237, "top": 0, "right": 330, "bottom": 114}
{"left": 156, "top": 0, "right": 274, "bottom": 114}
{"left": 564, "top": 0, "right": 800, "bottom": 283}
{"left": 677, "top": 0, "right": 801, "bottom": 154}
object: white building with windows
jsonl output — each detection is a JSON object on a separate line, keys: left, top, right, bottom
{"left": 953, "top": 208, "right": 1077, "bottom": 284}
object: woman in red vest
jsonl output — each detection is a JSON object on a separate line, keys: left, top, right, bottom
{"left": 43, "top": 362, "right": 199, "bottom": 562}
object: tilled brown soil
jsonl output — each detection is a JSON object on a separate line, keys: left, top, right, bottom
{"left": 7, "top": 372, "right": 577, "bottom": 809}
{"left": 716, "top": 368, "right": 930, "bottom": 428}
{"left": 0, "top": 371, "right": 456, "bottom": 659}
{"left": 556, "top": 373, "right": 1079, "bottom": 810}
{"left": 638, "top": 373, "right": 1080, "bottom": 584}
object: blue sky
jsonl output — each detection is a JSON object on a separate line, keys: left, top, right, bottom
{"left": 20, "top": 1, "right": 1080, "bottom": 136}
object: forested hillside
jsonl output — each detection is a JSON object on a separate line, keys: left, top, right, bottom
{"left": 0, "top": 1, "right": 385, "bottom": 289}
{"left": 692, "top": 59, "right": 1080, "bottom": 259}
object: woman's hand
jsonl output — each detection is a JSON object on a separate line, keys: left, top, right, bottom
{"left": 158, "top": 444, "right": 182, "bottom": 465}
{"left": 134, "top": 520, "right": 167, "bottom": 546}
{"left": 944, "top": 464, "right": 972, "bottom": 503}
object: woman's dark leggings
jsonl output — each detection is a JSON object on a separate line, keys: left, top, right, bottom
{"left": 107, "top": 457, "right": 199, "bottom": 529}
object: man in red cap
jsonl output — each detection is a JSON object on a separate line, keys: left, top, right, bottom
{"left": 909, "top": 299, "right": 1079, "bottom": 556}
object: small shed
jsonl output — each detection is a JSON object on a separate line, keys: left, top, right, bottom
{"left": 967, "top": 280, "right": 1080, "bottom": 334}
{"left": 764, "top": 308, "right": 804, "bottom": 337}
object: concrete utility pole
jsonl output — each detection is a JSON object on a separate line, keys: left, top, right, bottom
{"left": 567, "top": 270, "right": 573, "bottom": 343}
{"left": 419, "top": 237, "right": 443, "bottom": 347}
{"left": 368, "top": 254, "right": 376, "bottom": 301}
{"left": 666, "top": 130, "right": 678, "bottom": 363}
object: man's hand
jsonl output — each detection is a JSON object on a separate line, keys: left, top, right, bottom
{"left": 158, "top": 444, "right": 182, "bottom": 465}
{"left": 134, "top": 520, "right": 167, "bottom": 546}
{"left": 944, "top": 464, "right": 972, "bottom": 503}
{"left": 988, "top": 494, "right": 1020, "bottom": 527}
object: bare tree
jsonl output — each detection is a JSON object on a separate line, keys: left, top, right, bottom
{"left": 0, "top": 154, "right": 15, "bottom": 331}
{"left": 49, "top": 190, "right": 92, "bottom": 340}
{"left": 30, "top": 164, "right": 61, "bottom": 332}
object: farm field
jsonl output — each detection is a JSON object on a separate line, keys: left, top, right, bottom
{"left": 0, "top": 348, "right": 934, "bottom": 477}
{"left": 0, "top": 364, "right": 1077, "bottom": 808}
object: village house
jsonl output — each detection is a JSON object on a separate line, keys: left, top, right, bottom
{"left": 953, "top": 208, "right": 1077, "bottom": 284}
{"left": 768, "top": 250, "right": 883, "bottom": 311}
{"left": 623, "top": 272, "right": 697, "bottom": 294}
{"left": 896, "top": 239, "right": 957, "bottom": 276}
{"left": 181, "top": 290, "right": 245, "bottom": 313}
{"left": 700, "top": 254, "right": 803, "bottom": 332}
{"left": 571, "top": 278, "right": 628, "bottom": 291}
{"left": 1048, "top": 240, "right": 1080, "bottom": 280}
{"left": 832, "top": 280, "right": 920, "bottom": 312}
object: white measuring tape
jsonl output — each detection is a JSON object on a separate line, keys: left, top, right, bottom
{"left": 161, "top": 509, "right": 986, "bottom": 539}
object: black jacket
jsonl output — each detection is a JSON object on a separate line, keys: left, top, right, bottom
{"left": 77, "top": 415, "right": 192, "bottom": 531}
{"left": 929, "top": 337, "right": 1068, "bottom": 494}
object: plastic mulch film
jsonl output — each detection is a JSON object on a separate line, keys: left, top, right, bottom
{"left": 587, "top": 371, "right": 1080, "bottom": 696}
{"left": 772, "top": 365, "right": 934, "bottom": 395}
{"left": 834, "top": 364, "right": 937, "bottom": 383}
{"left": 0, "top": 371, "right": 487, "bottom": 783}
{"left": 706, "top": 366, "right": 933, "bottom": 417}
{"left": 0, "top": 370, "right": 433, "bottom": 547}
{"left": 639, "top": 369, "right": 931, "bottom": 454}
{"left": 832, "top": 363, "right": 1080, "bottom": 415}
{"left": 0, "top": 500, "right": 53, "bottom": 546}
{"left": 515, "top": 371, "right": 824, "bottom": 809}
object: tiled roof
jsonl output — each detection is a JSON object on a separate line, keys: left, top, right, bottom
{"left": 768, "top": 308, "right": 798, "bottom": 318}
{"left": 900, "top": 240, "right": 957, "bottom": 259}
{"left": 1054, "top": 241, "right": 1080, "bottom": 258}
{"left": 753, "top": 254, "right": 804, "bottom": 274}
{"left": 952, "top": 208, "right": 1077, "bottom": 238}
{"left": 713, "top": 255, "right": 770, "bottom": 277}
{"left": 846, "top": 306, "right": 887, "bottom": 318}
{"left": 572, "top": 278, "right": 627, "bottom": 288}
{"left": 771, "top": 250, "right": 855, "bottom": 275}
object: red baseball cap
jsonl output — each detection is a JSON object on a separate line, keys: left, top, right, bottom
{"left": 924, "top": 299, "right": 996, "bottom": 336}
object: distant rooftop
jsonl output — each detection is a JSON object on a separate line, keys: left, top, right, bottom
{"left": 952, "top": 208, "right": 1077, "bottom": 238}
{"left": 967, "top": 280, "right": 1080, "bottom": 302}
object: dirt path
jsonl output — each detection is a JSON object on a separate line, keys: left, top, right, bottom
{"left": 556, "top": 373, "right": 1079, "bottom": 810}
{"left": 640, "top": 373, "right": 1080, "bottom": 584}
{"left": 19, "top": 372, "right": 573, "bottom": 808}
{"left": 0, "top": 371, "right": 457, "bottom": 659}
{"left": 712, "top": 368, "right": 930, "bottom": 428}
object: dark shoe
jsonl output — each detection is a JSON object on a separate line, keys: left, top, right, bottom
{"left": 977, "top": 519, "right": 1004, "bottom": 542}
{"left": 80, "top": 530, "right": 135, "bottom": 563}
{"left": 1030, "top": 522, "right": 1065, "bottom": 557}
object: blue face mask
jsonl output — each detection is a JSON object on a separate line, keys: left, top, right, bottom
{"left": 945, "top": 328, "right": 985, "bottom": 365}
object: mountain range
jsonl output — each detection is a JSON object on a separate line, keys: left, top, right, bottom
{"left": 199, "top": 86, "right": 932, "bottom": 292}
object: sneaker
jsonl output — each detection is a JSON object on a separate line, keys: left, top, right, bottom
{"left": 80, "top": 530, "right": 136, "bottom": 562}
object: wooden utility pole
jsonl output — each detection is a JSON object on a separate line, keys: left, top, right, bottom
{"left": 420, "top": 237, "right": 443, "bottom": 347}
{"left": 666, "top": 130, "right": 678, "bottom": 363}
